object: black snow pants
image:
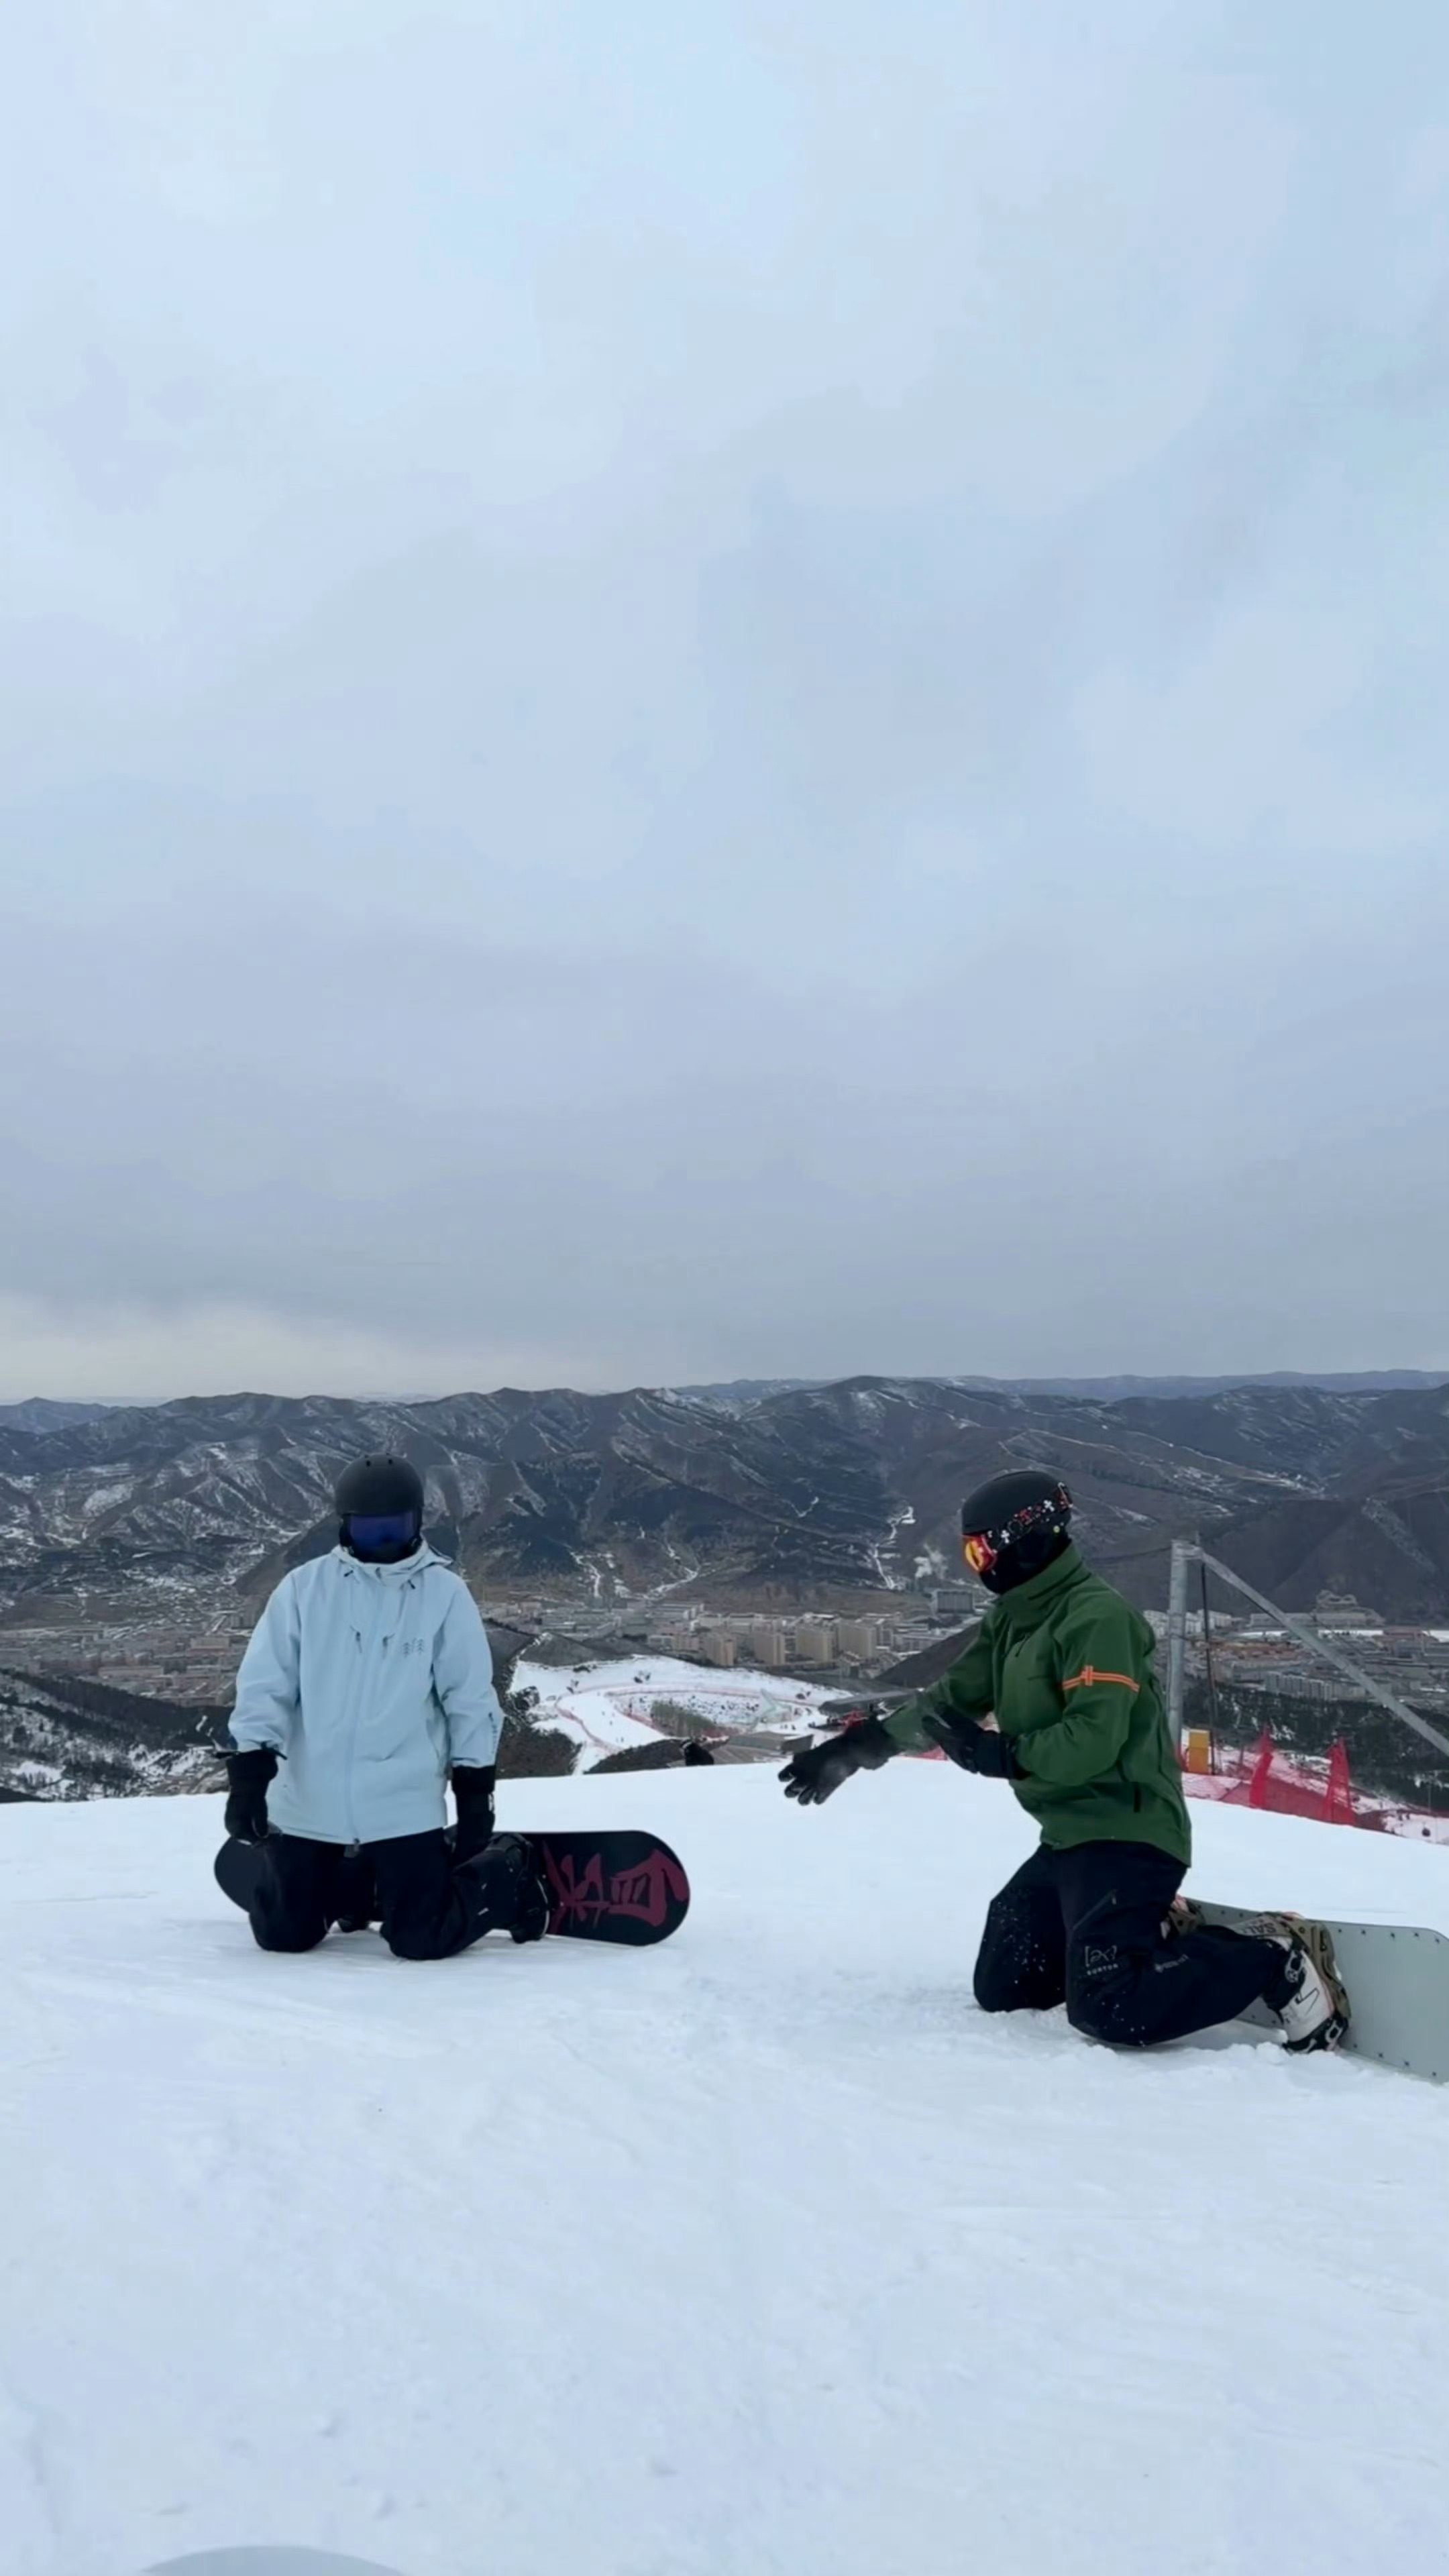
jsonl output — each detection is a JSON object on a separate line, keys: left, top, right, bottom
{"left": 250, "top": 1829, "right": 486, "bottom": 1962}
{"left": 972, "top": 1839, "right": 1285, "bottom": 2049}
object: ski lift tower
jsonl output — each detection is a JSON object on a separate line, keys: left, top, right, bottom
{"left": 1163, "top": 1539, "right": 1449, "bottom": 1762}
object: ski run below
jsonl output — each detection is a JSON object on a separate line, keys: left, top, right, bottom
{"left": 0, "top": 1765, "right": 1445, "bottom": 2576}
{"left": 513, "top": 1653, "right": 833, "bottom": 1764}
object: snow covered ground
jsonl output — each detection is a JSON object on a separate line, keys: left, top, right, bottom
{"left": 0, "top": 1769, "right": 1446, "bottom": 2576}
{"left": 514, "top": 1654, "right": 833, "bottom": 1766}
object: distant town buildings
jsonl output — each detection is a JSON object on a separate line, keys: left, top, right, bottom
{"left": 1, "top": 1574, "right": 1441, "bottom": 1725}
{"left": 928, "top": 1584, "right": 989, "bottom": 1621}
{"left": 650, "top": 1604, "right": 973, "bottom": 1677}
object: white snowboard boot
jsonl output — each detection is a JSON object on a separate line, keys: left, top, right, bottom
{"left": 1250, "top": 1913, "right": 1351, "bottom": 2053}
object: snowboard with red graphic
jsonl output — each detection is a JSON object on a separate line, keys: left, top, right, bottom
{"left": 523, "top": 1831, "right": 690, "bottom": 1945}
{"left": 213, "top": 1829, "right": 690, "bottom": 1947}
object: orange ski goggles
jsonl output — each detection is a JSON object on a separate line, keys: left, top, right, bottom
{"left": 963, "top": 1529, "right": 999, "bottom": 1578}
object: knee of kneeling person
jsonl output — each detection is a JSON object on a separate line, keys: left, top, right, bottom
{"left": 250, "top": 1916, "right": 329, "bottom": 1955}
{"left": 1067, "top": 1978, "right": 1158, "bottom": 2047}
{"left": 382, "top": 1923, "right": 451, "bottom": 1962}
{"left": 972, "top": 1960, "right": 1019, "bottom": 2014}
{"left": 971, "top": 1900, "right": 1047, "bottom": 2015}
{"left": 1067, "top": 1992, "right": 1122, "bottom": 2043}
{"left": 1066, "top": 1949, "right": 1140, "bottom": 2044}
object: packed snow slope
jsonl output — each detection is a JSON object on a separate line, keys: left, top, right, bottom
{"left": 0, "top": 1771, "right": 1446, "bottom": 2576}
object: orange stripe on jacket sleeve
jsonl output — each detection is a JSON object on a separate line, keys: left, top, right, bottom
{"left": 1062, "top": 1666, "right": 1140, "bottom": 1694}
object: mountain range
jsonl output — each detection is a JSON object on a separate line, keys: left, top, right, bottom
{"left": 0, "top": 1373, "right": 1444, "bottom": 1627}
{"left": 3, "top": 1371, "right": 1441, "bottom": 1432}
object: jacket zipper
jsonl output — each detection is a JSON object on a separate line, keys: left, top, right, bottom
{"left": 345, "top": 1575, "right": 382, "bottom": 1844}
{"left": 346, "top": 1566, "right": 418, "bottom": 1840}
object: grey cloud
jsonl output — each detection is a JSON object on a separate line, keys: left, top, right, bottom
{"left": 0, "top": 0, "right": 1445, "bottom": 1397}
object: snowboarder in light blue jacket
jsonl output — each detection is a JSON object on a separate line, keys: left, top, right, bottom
{"left": 223, "top": 1454, "right": 548, "bottom": 1958}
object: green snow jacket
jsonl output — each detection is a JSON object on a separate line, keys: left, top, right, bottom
{"left": 883, "top": 1544, "right": 1190, "bottom": 1865}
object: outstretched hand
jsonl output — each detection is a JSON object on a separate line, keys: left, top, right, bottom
{"left": 779, "top": 1714, "right": 896, "bottom": 1808}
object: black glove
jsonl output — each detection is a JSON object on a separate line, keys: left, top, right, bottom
{"left": 922, "top": 1710, "right": 1021, "bottom": 1778}
{"left": 780, "top": 1715, "right": 896, "bottom": 1807}
{"left": 451, "top": 1764, "right": 497, "bottom": 1865}
{"left": 224, "top": 1746, "right": 278, "bottom": 1843}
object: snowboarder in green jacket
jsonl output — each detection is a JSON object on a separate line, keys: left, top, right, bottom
{"left": 780, "top": 1468, "right": 1347, "bottom": 2056}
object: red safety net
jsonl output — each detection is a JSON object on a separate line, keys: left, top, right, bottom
{"left": 1193, "top": 1725, "right": 1358, "bottom": 1825}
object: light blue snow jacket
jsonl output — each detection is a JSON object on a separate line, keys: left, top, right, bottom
{"left": 228, "top": 1544, "right": 504, "bottom": 1843}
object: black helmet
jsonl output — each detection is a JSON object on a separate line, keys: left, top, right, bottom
{"left": 960, "top": 1468, "right": 1072, "bottom": 1596}
{"left": 335, "top": 1454, "right": 425, "bottom": 1563}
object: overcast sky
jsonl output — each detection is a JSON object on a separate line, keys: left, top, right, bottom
{"left": 1, "top": 1, "right": 1444, "bottom": 1401}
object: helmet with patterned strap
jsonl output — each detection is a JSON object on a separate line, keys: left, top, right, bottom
{"left": 959, "top": 1468, "right": 1072, "bottom": 1595}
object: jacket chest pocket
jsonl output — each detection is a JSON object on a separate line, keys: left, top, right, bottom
{"left": 372, "top": 1623, "right": 429, "bottom": 1664}
{"left": 1001, "top": 1634, "right": 1061, "bottom": 1730}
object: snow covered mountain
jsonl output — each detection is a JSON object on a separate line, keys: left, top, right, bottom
{"left": 0, "top": 1623, "right": 545, "bottom": 1807}
{"left": 1, "top": 1375, "right": 1443, "bottom": 1625}
{"left": 0, "top": 1397, "right": 115, "bottom": 1434}
{"left": 0, "top": 1767, "right": 1443, "bottom": 2576}
{"left": 0, "top": 1665, "right": 227, "bottom": 1802}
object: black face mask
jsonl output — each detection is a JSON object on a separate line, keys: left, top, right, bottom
{"left": 342, "top": 1510, "right": 423, "bottom": 1564}
{"left": 975, "top": 1527, "right": 1070, "bottom": 1595}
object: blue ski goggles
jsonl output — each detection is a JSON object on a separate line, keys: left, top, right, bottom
{"left": 343, "top": 1509, "right": 422, "bottom": 1562}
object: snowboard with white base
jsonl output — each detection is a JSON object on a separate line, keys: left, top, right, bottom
{"left": 1192, "top": 1902, "right": 1449, "bottom": 2084}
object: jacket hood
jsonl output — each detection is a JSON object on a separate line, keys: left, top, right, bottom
{"left": 329, "top": 1540, "right": 445, "bottom": 1584}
